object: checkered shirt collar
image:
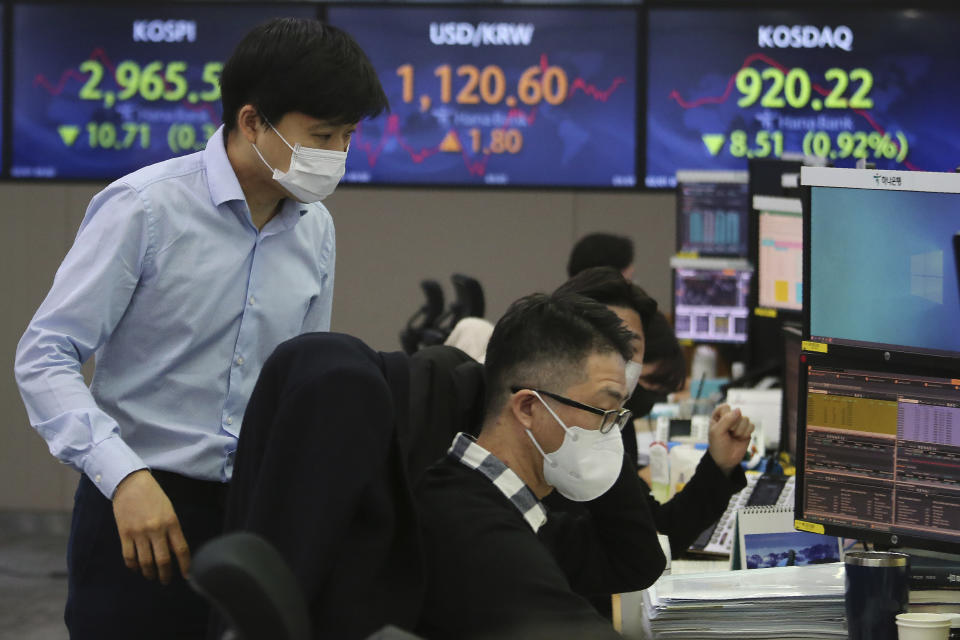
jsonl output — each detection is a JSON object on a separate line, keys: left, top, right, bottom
{"left": 447, "top": 432, "right": 548, "bottom": 533}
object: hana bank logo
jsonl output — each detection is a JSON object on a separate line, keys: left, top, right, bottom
{"left": 873, "top": 173, "right": 903, "bottom": 187}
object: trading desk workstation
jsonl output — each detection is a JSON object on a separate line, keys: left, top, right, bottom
{"left": 6, "top": 1, "right": 960, "bottom": 639}
{"left": 619, "top": 165, "right": 960, "bottom": 640}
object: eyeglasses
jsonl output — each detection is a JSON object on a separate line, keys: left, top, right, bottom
{"left": 511, "top": 386, "right": 632, "bottom": 434}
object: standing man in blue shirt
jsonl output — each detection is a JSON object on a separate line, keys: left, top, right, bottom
{"left": 14, "top": 18, "right": 387, "bottom": 639}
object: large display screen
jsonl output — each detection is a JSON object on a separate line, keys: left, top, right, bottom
{"left": 646, "top": 9, "right": 960, "bottom": 188}
{"left": 12, "top": 3, "right": 317, "bottom": 179}
{"left": 809, "top": 185, "right": 960, "bottom": 358}
{"left": 327, "top": 6, "right": 637, "bottom": 188}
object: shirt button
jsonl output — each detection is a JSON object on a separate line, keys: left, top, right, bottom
{"left": 95, "top": 474, "right": 102, "bottom": 483}
{"left": 236, "top": 356, "right": 245, "bottom": 365}
{"left": 226, "top": 416, "right": 234, "bottom": 425}
{"left": 248, "top": 296, "right": 255, "bottom": 305}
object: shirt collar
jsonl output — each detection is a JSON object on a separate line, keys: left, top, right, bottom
{"left": 448, "top": 432, "right": 548, "bottom": 533}
{"left": 203, "top": 125, "right": 312, "bottom": 234}
{"left": 202, "top": 125, "right": 246, "bottom": 207}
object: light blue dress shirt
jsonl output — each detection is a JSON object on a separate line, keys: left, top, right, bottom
{"left": 14, "top": 126, "right": 335, "bottom": 498}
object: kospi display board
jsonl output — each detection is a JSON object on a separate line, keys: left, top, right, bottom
{"left": 646, "top": 9, "right": 960, "bottom": 188}
{"left": 11, "top": 3, "right": 317, "bottom": 179}
{"left": 327, "top": 5, "right": 638, "bottom": 188}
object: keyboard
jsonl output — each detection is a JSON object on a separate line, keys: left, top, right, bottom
{"left": 688, "top": 473, "right": 795, "bottom": 556}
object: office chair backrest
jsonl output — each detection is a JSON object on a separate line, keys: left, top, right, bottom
{"left": 451, "top": 274, "right": 485, "bottom": 320}
{"left": 407, "top": 345, "right": 485, "bottom": 480}
{"left": 191, "top": 532, "right": 428, "bottom": 640}
{"left": 191, "top": 531, "right": 311, "bottom": 640}
{"left": 220, "top": 333, "right": 425, "bottom": 637}
{"left": 420, "top": 280, "right": 445, "bottom": 325}
{"left": 400, "top": 280, "right": 447, "bottom": 354}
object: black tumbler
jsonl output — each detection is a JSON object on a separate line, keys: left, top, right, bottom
{"left": 845, "top": 551, "right": 910, "bottom": 640}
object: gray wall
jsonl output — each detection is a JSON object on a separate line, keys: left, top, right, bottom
{"left": 0, "top": 184, "right": 675, "bottom": 511}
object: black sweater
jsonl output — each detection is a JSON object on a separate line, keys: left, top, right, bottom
{"left": 414, "top": 454, "right": 666, "bottom": 640}
{"left": 644, "top": 452, "right": 747, "bottom": 554}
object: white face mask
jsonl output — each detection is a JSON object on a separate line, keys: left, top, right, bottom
{"left": 252, "top": 123, "right": 347, "bottom": 203}
{"left": 525, "top": 391, "right": 624, "bottom": 502}
{"left": 624, "top": 360, "right": 644, "bottom": 396}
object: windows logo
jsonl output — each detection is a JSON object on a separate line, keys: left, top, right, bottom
{"left": 911, "top": 250, "right": 943, "bottom": 304}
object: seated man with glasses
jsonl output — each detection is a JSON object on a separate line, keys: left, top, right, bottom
{"left": 414, "top": 292, "right": 667, "bottom": 640}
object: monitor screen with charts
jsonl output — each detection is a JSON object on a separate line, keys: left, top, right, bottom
{"left": 672, "top": 257, "right": 752, "bottom": 344}
{"left": 646, "top": 8, "right": 960, "bottom": 188}
{"left": 11, "top": 3, "right": 317, "bottom": 179}
{"left": 803, "top": 167, "right": 960, "bottom": 359}
{"left": 676, "top": 171, "right": 749, "bottom": 257}
{"left": 797, "top": 359, "right": 960, "bottom": 551}
{"left": 327, "top": 5, "right": 638, "bottom": 188}
{"left": 755, "top": 195, "right": 803, "bottom": 311}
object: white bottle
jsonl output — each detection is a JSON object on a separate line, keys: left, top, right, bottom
{"left": 648, "top": 441, "right": 671, "bottom": 503}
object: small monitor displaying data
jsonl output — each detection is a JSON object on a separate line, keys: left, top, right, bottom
{"left": 327, "top": 5, "right": 638, "bottom": 188}
{"left": 676, "top": 171, "right": 749, "bottom": 256}
{"left": 672, "top": 257, "right": 752, "bottom": 343}
{"left": 11, "top": 3, "right": 317, "bottom": 179}
{"left": 755, "top": 195, "right": 803, "bottom": 311}
{"left": 781, "top": 324, "right": 802, "bottom": 457}
{"left": 798, "top": 358, "right": 960, "bottom": 550}
{"left": 803, "top": 167, "right": 960, "bottom": 358}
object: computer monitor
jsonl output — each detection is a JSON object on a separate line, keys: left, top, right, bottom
{"left": 796, "top": 353, "right": 960, "bottom": 552}
{"left": 743, "top": 158, "right": 821, "bottom": 372}
{"left": 748, "top": 158, "right": 805, "bottom": 200}
{"left": 802, "top": 167, "right": 960, "bottom": 362}
{"left": 754, "top": 196, "right": 803, "bottom": 313}
{"left": 671, "top": 257, "right": 752, "bottom": 344}
{"left": 780, "top": 324, "right": 802, "bottom": 458}
{"left": 675, "top": 171, "right": 749, "bottom": 257}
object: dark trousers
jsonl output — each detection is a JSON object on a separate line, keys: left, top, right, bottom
{"left": 65, "top": 471, "right": 228, "bottom": 640}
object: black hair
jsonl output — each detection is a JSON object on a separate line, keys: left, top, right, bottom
{"left": 566, "top": 233, "right": 634, "bottom": 278}
{"left": 483, "top": 292, "right": 635, "bottom": 418}
{"left": 220, "top": 18, "right": 389, "bottom": 132}
{"left": 554, "top": 266, "right": 657, "bottom": 336}
{"left": 641, "top": 311, "right": 686, "bottom": 392}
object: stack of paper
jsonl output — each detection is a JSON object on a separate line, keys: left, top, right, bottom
{"left": 641, "top": 563, "right": 847, "bottom": 639}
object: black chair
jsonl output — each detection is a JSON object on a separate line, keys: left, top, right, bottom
{"left": 447, "top": 274, "right": 485, "bottom": 328}
{"left": 214, "top": 333, "right": 424, "bottom": 637}
{"left": 400, "top": 280, "right": 446, "bottom": 354}
{"left": 191, "top": 531, "right": 311, "bottom": 640}
{"left": 191, "top": 532, "right": 427, "bottom": 640}
{"left": 407, "top": 344, "right": 485, "bottom": 480}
